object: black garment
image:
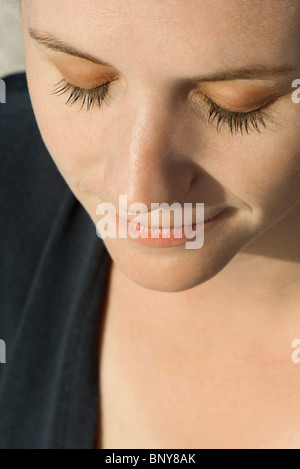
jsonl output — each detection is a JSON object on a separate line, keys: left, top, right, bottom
{"left": 0, "top": 72, "right": 111, "bottom": 449}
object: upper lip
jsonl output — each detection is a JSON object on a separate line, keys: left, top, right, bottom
{"left": 116, "top": 207, "right": 229, "bottom": 229}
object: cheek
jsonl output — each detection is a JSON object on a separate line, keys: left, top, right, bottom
{"left": 26, "top": 62, "right": 108, "bottom": 193}
{"left": 205, "top": 119, "right": 300, "bottom": 222}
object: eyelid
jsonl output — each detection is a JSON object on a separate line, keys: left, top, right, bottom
{"left": 209, "top": 95, "right": 276, "bottom": 115}
{"left": 208, "top": 97, "right": 272, "bottom": 113}
{"left": 193, "top": 88, "right": 276, "bottom": 113}
{"left": 197, "top": 80, "right": 291, "bottom": 111}
{"left": 59, "top": 70, "right": 118, "bottom": 89}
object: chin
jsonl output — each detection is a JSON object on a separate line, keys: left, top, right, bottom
{"left": 102, "top": 230, "right": 251, "bottom": 292}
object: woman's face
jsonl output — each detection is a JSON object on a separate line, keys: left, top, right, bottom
{"left": 21, "top": 0, "right": 300, "bottom": 292}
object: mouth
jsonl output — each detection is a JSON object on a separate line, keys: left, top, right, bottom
{"left": 115, "top": 207, "right": 233, "bottom": 248}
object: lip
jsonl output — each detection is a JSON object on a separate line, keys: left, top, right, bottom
{"left": 116, "top": 208, "right": 231, "bottom": 248}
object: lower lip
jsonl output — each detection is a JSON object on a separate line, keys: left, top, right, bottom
{"left": 116, "top": 209, "right": 230, "bottom": 248}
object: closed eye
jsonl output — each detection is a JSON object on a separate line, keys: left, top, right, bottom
{"left": 202, "top": 95, "right": 275, "bottom": 135}
{"left": 51, "top": 78, "right": 116, "bottom": 110}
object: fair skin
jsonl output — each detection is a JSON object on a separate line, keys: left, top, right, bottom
{"left": 21, "top": 0, "right": 300, "bottom": 448}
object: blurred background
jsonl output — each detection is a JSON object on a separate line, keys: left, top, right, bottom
{"left": 0, "top": 0, "right": 25, "bottom": 78}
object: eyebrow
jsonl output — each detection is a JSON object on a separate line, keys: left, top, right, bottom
{"left": 29, "top": 28, "right": 111, "bottom": 66}
{"left": 29, "top": 27, "right": 295, "bottom": 82}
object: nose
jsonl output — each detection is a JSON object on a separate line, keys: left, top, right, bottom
{"left": 102, "top": 89, "right": 196, "bottom": 211}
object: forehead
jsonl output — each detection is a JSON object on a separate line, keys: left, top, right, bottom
{"left": 23, "top": 0, "right": 300, "bottom": 79}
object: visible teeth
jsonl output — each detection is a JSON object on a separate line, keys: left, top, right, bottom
{"left": 126, "top": 220, "right": 205, "bottom": 239}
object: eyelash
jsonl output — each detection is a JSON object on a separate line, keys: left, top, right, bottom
{"left": 52, "top": 78, "right": 272, "bottom": 135}
{"left": 52, "top": 78, "right": 113, "bottom": 110}
{"left": 205, "top": 96, "right": 271, "bottom": 135}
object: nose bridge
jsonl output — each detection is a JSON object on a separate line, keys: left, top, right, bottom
{"left": 127, "top": 91, "right": 172, "bottom": 182}
{"left": 104, "top": 88, "right": 194, "bottom": 208}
